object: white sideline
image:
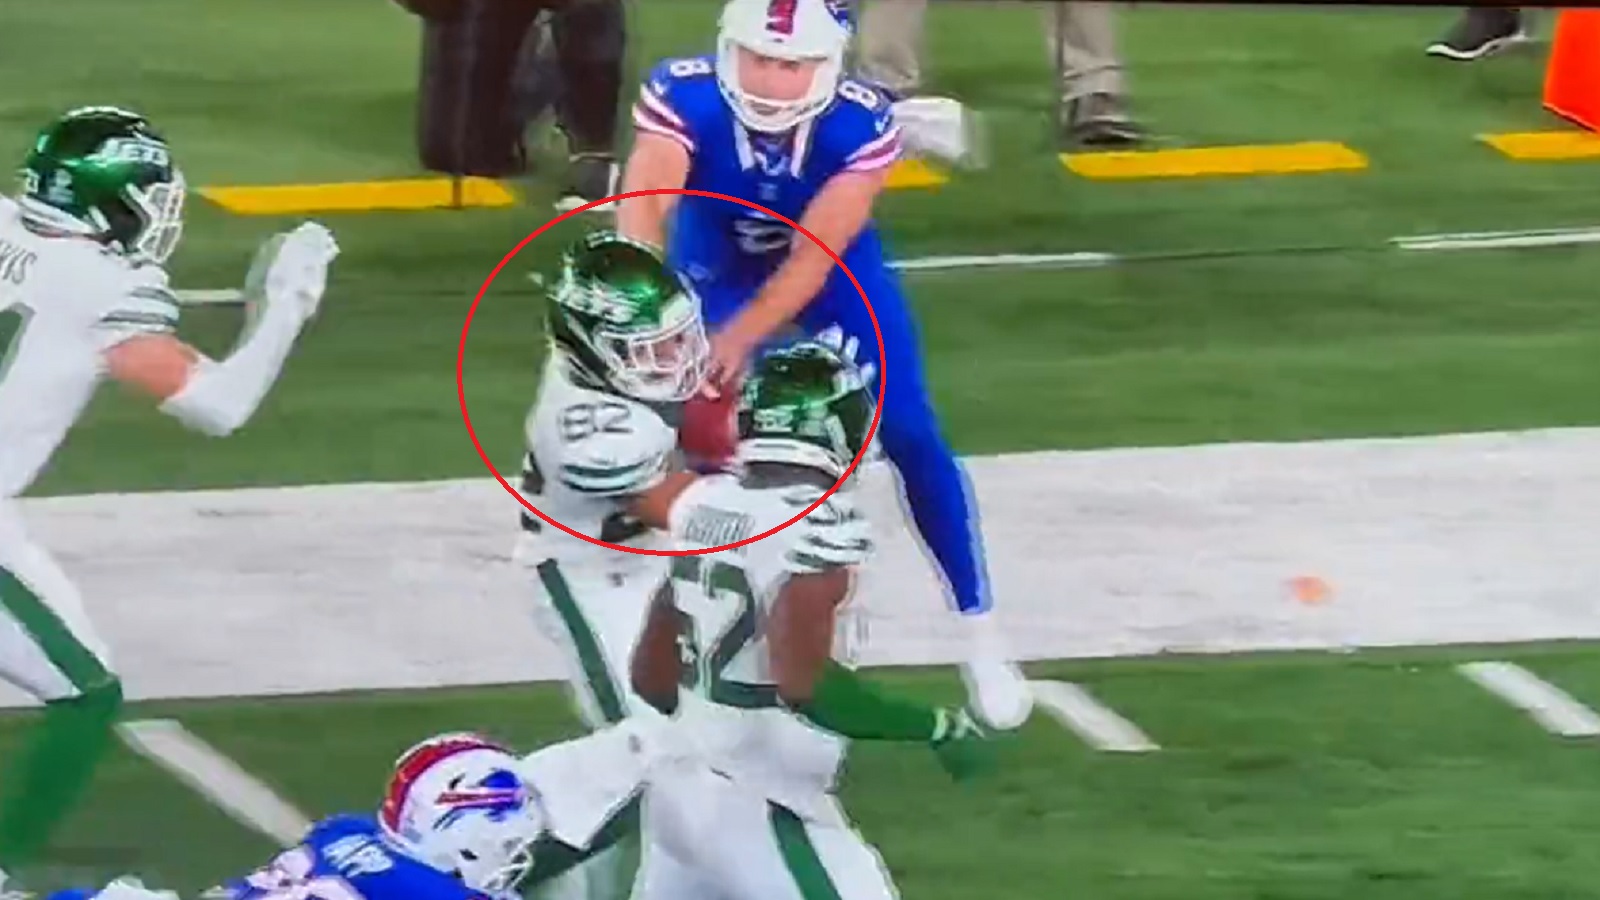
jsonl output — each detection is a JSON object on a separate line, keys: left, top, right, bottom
{"left": 174, "top": 223, "right": 1600, "bottom": 303}
{"left": 1029, "top": 680, "right": 1159, "bottom": 753}
{"left": 118, "top": 719, "right": 311, "bottom": 846}
{"left": 1456, "top": 661, "right": 1600, "bottom": 738}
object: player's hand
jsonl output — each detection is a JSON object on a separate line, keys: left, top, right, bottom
{"left": 702, "top": 328, "right": 757, "bottom": 400}
{"left": 246, "top": 222, "right": 340, "bottom": 326}
{"left": 929, "top": 707, "right": 995, "bottom": 782}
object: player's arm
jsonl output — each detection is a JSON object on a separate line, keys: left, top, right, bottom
{"left": 102, "top": 223, "right": 338, "bottom": 437}
{"left": 522, "top": 799, "right": 640, "bottom": 887}
{"left": 770, "top": 563, "right": 953, "bottom": 742}
{"left": 715, "top": 166, "right": 889, "bottom": 376}
{"left": 617, "top": 74, "right": 695, "bottom": 249}
{"left": 769, "top": 500, "right": 987, "bottom": 770}
{"left": 630, "top": 578, "right": 683, "bottom": 716}
{"left": 624, "top": 468, "right": 697, "bottom": 530}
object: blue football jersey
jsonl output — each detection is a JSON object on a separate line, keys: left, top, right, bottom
{"left": 630, "top": 55, "right": 901, "bottom": 290}
{"left": 218, "top": 814, "right": 487, "bottom": 900}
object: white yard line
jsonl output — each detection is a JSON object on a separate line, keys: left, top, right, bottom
{"left": 1392, "top": 227, "right": 1600, "bottom": 252}
{"left": 118, "top": 719, "right": 311, "bottom": 845}
{"left": 175, "top": 223, "right": 1600, "bottom": 304}
{"left": 890, "top": 251, "right": 1116, "bottom": 273}
{"left": 1457, "top": 661, "right": 1600, "bottom": 738}
{"left": 1029, "top": 679, "right": 1159, "bottom": 753}
{"left": 173, "top": 288, "right": 244, "bottom": 306}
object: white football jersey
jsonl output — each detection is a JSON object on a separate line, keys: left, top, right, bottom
{"left": 0, "top": 196, "right": 180, "bottom": 499}
{"left": 512, "top": 356, "right": 679, "bottom": 575}
{"left": 664, "top": 470, "right": 873, "bottom": 823}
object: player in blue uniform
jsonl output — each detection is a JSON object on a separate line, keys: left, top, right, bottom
{"left": 616, "top": 0, "right": 1030, "bottom": 729}
{"left": 45, "top": 729, "right": 648, "bottom": 900}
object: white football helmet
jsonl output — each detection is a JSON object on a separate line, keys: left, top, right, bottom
{"left": 716, "top": 0, "right": 851, "bottom": 133}
{"left": 379, "top": 732, "right": 546, "bottom": 897}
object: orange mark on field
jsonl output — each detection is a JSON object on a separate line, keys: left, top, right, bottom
{"left": 1290, "top": 575, "right": 1332, "bottom": 605}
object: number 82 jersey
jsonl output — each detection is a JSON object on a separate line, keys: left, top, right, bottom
{"left": 513, "top": 358, "right": 679, "bottom": 573}
{"left": 630, "top": 54, "right": 902, "bottom": 288}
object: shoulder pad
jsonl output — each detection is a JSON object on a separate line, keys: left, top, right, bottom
{"left": 779, "top": 488, "right": 872, "bottom": 575}
{"left": 556, "top": 402, "right": 675, "bottom": 497}
{"left": 90, "top": 259, "right": 178, "bottom": 333}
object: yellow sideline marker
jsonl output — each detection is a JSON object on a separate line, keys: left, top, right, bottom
{"left": 1062, "top": 141, "right": 1367, "bottom": 180}
{"left": 1479, "top": 130, "right": 1600, "bottom": 161}
{"left": 199, "top": 177, "right": 518, "bottom": 215}
{"left": 885, "top": 158, "right": 949, "bottom": 189}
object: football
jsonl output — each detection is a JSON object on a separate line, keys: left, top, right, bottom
{"left": 679, "top": 388, "right": 738, "bottom": 465}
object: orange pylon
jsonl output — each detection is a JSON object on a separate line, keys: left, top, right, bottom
{"left": 1545, "top": 10, "right": 1600, "bottom": 132}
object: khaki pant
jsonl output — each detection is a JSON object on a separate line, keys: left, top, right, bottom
{"left": 0, "top": 500, "right": 114, "bottom": 703}
{"left": 855, "top": 0, "right": 1125, "bottom": 100}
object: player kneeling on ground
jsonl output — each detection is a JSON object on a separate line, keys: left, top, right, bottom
{"left": 46, "top": 726, "right": 663, "bottom": 900}
{"left": 0, "top": 106, "right": 337, "bottom": 890}
{"left": 627, "top": 333, "right": 993, "bottom": 900}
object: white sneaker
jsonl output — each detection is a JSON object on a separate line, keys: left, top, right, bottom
{"left": 958, "top": 613, "right": 1033, "bottom": 730}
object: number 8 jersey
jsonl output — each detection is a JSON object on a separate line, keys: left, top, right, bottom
{"left": 513, "top": 356, "right": 679, "bottom": 573}
{"left": 630, "top": 55, "right": 901, "bottom": 294}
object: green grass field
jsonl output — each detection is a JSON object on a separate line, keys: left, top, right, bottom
{"left": 6, "top": 2, "right": 1600, "bottom": 897}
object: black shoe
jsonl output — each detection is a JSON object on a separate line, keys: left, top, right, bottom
{"left": 1058, "top": 93, "right": 1143, "bottom": 150}
{"left": 1426, "top": 8, "right": 1529, "bottom": 61}
{"left": 554, "top": 153, "right": 619, "bottom": 214}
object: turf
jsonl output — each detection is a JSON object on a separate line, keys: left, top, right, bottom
{"left": 4, "top": 2, "right": 1600, "bottom": 493}
{"left": 6, "top": 3, "right": 1600, "bottom": 897}
{"left": 12, "top": 644, "right": 1600, "bottom": 898}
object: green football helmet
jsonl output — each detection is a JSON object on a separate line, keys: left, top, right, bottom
{"left": 736, "top": 327, "right": 878, "bottom": 479}
{"left": 546, "top": 231, "right": 709, "bottom": 403}
{"left": 16, "top": 106, "right": 186, "bottom": 264}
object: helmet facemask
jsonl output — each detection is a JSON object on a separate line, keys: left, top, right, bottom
{"left": 548, "top": 233, "right": 711, "bottom": 404}
{"left": 591, "top": 290, "right": 709, "bottom": 403}
{"left": 126, "top": 167, "right": 187, "bottom": 264}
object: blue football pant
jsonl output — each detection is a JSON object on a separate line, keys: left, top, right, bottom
{"left": 696, "top": 267, "right": 993, "bottom": 615}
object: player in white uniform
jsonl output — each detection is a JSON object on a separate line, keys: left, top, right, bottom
{"left": 511, "top": 231, "right": 709, "bottom": 900}
{"left": 628, "top": 333, "right": 992, "bottom": 900}
{"left": 0, "top": 107, "right": 338, "bottom": 888}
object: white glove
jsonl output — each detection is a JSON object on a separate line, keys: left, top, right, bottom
{"left": 891, "top": 96, "right": 988, "bottom": 170}
{"left": 813, "top": 325, "right": 878, "bottom": 389}
{"left": 244, "top": 222, "right": 340, "bottom": 326}
{"left": 94, "top": 877, "right": 181, "bottom": 900}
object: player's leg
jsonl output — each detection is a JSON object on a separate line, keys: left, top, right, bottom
{"left": 525, "top": 559, "right": 661, "bottom": 900}
{"left": 0, "top": 504, "right": 123, "bottom": 875}
{"left": 800, "top": 263, "right": 1031, "bottom": 728}
{"left": 525, "top": 559, "right": 669, "bottom": 727}
{"left": 690, "top": 787, "right": 898, "bottom": 900}
{"left": 549, "top": 0, "right": 627, "bottom": 210}
{"left": 805, "top": 266, "right": 990, "bottom": 617}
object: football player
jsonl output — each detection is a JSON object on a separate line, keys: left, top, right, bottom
{"left": 628, "top": 333, "right": 993, "bottom": 900}
{"left": 511, "top": 231, "right": 708, "bottom": 900}
{"left": 0, "top": 106, "right": 338, "bottom": 888}
{"left": 616, "top": 0, "right": 1030, "bottom": 730}
{"left": 45, "top": 725, "right": 662, "bottom": 900}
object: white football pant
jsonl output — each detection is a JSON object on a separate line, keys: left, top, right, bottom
{"left": 639, "top": 761, "right": 899, "bottom": 900}
{"left": 0, "top": 499, "right": 114, "bottom": 702}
